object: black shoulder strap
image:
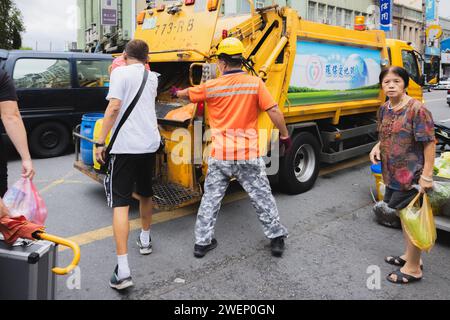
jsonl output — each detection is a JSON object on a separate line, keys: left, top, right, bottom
{"left": 105, "top": 69, "right": 149, "bottom": 154}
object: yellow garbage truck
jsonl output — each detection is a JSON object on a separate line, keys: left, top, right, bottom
{"left": 73, "top": 0, "right": 425, "bottom": 210}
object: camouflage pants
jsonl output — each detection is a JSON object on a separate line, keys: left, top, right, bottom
{"left": 195, "top": 157, "right": 289, "bottom": 246}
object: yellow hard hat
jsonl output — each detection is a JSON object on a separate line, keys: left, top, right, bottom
{"left": 216, "top": 37, "right": 245, "bottom": 56}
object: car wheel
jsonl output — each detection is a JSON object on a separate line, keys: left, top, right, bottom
{"left": 279, "top": 132, "right": 321, "bottom": 195}
{"left": 30, "top": 122, "right": 70, "bottom": 158}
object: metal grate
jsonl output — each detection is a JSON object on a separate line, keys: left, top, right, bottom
{"left": 156, "top": 102, "right": 184, "bottom": 119}
{"left": 152, "top": 182, "right": 202, "bottom": 210}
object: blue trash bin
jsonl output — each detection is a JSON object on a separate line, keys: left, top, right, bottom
{"left": 80, "top": 113, "right": 104, "bottom": 166}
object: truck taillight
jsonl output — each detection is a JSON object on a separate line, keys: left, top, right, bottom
{"left": 207, "top": 0, "right": 219, "bottom": 11}
{"left": 137, "top": 11, "right": 146, "bottom": 25}
{"left": 185, "top": 0, "right": 195, "bottom": 5}
{"left": 222, "top": 30, "right": 228, "bottom": 39}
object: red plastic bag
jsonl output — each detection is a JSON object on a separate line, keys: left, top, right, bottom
{"left": 3, "top": 178, "right": 48, "bottom": 225}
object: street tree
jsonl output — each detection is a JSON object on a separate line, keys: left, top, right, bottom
{"left": 0, "top": 0, "right": 25, "bottom": 50}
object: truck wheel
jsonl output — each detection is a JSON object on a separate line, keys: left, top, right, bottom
{"left": 279, "top": 132, "right": 320, "bottom": 195}
{"left": 30, "top": 122, "right": 70, "bottom": 158}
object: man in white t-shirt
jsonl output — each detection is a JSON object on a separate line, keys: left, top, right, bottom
{"left": 95, "top": 39, "right": 161, "bottom": 290}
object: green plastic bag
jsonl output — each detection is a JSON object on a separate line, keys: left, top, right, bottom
{"left": 428, "top": 181, "right": 450, "bottom": 215}
{"left": 399, "top": 193, "right": 437, "bottom": 252}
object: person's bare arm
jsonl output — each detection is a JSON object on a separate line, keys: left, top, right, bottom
{"left": 95, "top": 98, "right": 122, "bottom": 164}
{"left": 370, "top": 142, "right": 381, "bottom": 164}
{"left": 0, "top": 197, "right": 10, "bottom": 218}
{"left": 266, "top": 106, "right": 289, "bottom": 138}
{"left": 175, "top": 88, "right": 190, "bottom": 99}
{"left": 419, "top": 141, "right": 436, "bottom": 192}
{"left": 0, "top": 101, "right": 34, "bottom": 179}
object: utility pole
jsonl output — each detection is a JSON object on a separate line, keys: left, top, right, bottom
{"left": 422, "top": 0, "right": 426, "bottom": 56}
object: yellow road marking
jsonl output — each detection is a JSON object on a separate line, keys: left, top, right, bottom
{"left": 58, "top": 191, "right": 248, "bottom": 252}
{"left": 57, "top": 156, "right": 369, "bottom": 253}
{"left": 39, "top": 171, "right": 75, "bottom": 195}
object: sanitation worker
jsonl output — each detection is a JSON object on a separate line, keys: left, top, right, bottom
{"left": 173, "top": 37, "right": 291, "bottom": 258}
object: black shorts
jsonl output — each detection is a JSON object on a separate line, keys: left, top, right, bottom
{"left": 384, "top": 187, "right": 418, "bottom": 210}
{"left": 104, "top": 153, "right": 156, "bottom": 208}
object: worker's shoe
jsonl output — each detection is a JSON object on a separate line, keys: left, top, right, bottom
{"left": 270, "top": 236, "right": 285, "bottom": 257}
{"left": 109, "top": 266, "right": 134, "bottom": 291}
{"left": 137, "top": 237, "right": 153, "bottom": 255}
{"left": 194, "top": 239, "right": 218, "bottom": 258}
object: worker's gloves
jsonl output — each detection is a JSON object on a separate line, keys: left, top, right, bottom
{"left": 280, "top": 136, "right": 293, "bottom": 155}
{"left": 169, "top": 86, "right": 181, "bottom": 98}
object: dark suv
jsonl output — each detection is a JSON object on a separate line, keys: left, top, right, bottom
{"left": 0, "top": 50, "right": 113, "bottom": 158}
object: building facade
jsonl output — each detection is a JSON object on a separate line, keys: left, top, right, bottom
{"left": 440, "top": 17, "right": 450, "bottom": 43}
{"left": 392, "top": 0, "right": 424, "bottom": 52}
{"left": 77, "top": 0, "right": 140, "bottom": 53}
{"left": 304, "top": 0, "right": 376, "bottom": 28}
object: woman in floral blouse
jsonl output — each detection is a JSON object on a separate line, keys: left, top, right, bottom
{"left": 370, "top": 66, "right": 436, "bottom": 284}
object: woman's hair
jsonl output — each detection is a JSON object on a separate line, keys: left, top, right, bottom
{"left": 379, "top": 66, "right": 410, "bottom": 89}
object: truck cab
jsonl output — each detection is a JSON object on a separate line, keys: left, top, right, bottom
{"left": 386, "top": 39, "right": 424, "bottom": 102}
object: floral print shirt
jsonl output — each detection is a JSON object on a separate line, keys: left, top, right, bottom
{"left": 378, "top": 98, "right": 435, "bottom": 191}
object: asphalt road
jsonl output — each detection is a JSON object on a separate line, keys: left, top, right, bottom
{"left": 5, "top": 90, "right": 450, "bottom": 300}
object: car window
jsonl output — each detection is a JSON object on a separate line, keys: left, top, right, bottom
{"left": 401, "top": 50, "right": 420, "bottom": 84}
{"left": 76, "top": 59, "right": 111, "bottom": 88}
{"left": 13, "top": 58, "right": 71, "bottom": 89}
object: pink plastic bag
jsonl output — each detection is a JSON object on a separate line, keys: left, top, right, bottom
{"left": 3, "top": 178, "right": 48, "bottom": 225}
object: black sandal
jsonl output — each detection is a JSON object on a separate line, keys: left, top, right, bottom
{"left": 385, "top": 256, "right": 423, "bottom": 270}
{"left": 387, "top": 269, "right": 422, "bottom": 284}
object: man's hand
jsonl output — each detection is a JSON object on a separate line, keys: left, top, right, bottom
{"left": 370, "top": 143, "right": 381, "bottom": 165}
{"left": 21, "top": 159, "right": 35, "bottom": 180}
{"left": 0, "top": 198, "right": 10, "bottom": 218}
{"left": 95, "top": 146, "right": 106, "bottom": 165}
{"left": 280, "top": 136, "right": 293, "bottom": 155}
